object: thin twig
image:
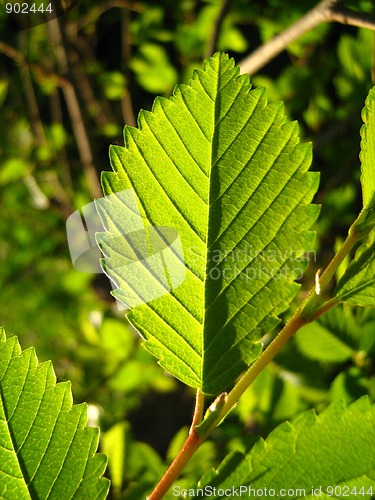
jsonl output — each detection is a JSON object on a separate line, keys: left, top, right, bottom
{"left": 205, "top": 0, "right": 232, "bottom": 58}
{"left": 11, "top": 30, "right": 76, "bottom": 213}
{"left": 239, "top": 0, "right": 375, "bottom": 75}
{"left": 148, "top": 431, "right": 204, "bottom": 500}
{"left": 147, "top": 390, "right": 204, "bottom": 499}
{"left": 49, "top": 89, "right": 74, "bottom": 195}
{"left": 23, "top": 175, "right": 50, "bottom": 210}
{"left": 66, "top": 19, "right": 118, "bottom": 128}
{"left": 329, "top": 5, "right": 375, "bottom": 31}
{"left": 46, "top": 16, "right": 102, "bottom": 199}
{"left": 0, "top": 41, "right": 69, "bottom": 87}
{"left": 121, "top": 6, "right": 136, "bottom": 126}
{"left": 69, "top": 45, "right": 117, "bottom": 129}
{"left": 18, "top": 32, "right": 48, "bottom": 147}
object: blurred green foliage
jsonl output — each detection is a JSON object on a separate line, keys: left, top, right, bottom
{"left": 1, "top": 0, "right": 375, "bottom": 497}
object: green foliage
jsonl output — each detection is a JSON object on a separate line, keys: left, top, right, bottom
{"left": 130, "top": 43, "right": 178, "bottom": 94}
{"left": 360, "top": 86, "right": 375, "bottom": 209}
{"left": 295, "top": 305, "right": 363, "bottom": 364}
{"left": 335, "top": 87, "right": 375, "bottom": 307}
{"left": 295, "top": 319, "right": 354, "bottom": 364}
{"left": 335, "top": 29, "right": 374, "bottom": 105}
{"left": 199, "top": 397, "right": 375, "bottom": 499}
{"left": 0, "top": 328, "right": 109, "bottom": 498}
{"left": 335, "top": 229, "right": 375, "bottom": 307}
{"left": 1, "top": 1, "right": 375, "bottom": 497}
{"left": 293, "top": 304, "right": 375, "bottom": 404}
{"left": 97, "top": 52, "right": 319, "bottom": 395}
{"left": 95, "top": 55, "right": 375, "bottom": 495}
{"left": 99, "top": 72, "right": 127, "bottom": 101}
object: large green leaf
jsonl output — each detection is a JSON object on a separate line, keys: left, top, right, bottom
{"left": 335, "top": 228, "right": 375, "bottom": 307}
{"left": 0, "top": 328, "right": 110, "bottom": 499}
{"left": 335, "top": 86, "right": 375, "bottom": 307}
{"left": 294, "top": 305, "right": 358, "bottom": 363}
{"left": 360, "top": 86, "right": 375, "bottom": 210}
{"left": 198, "top": 397, "right": 375, "bottom": 499}
{"left": 96, "top": 52, "right": 319, "bottom": 395}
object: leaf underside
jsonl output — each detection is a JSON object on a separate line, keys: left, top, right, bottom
{"left": 0, "top": 328, "right": 109, "bottom": 499}
{"left": 97, "top": 52, "right": 319, "bottom": 395}
{"left": 199, "top": 397, "right": 375, "bottom": 499}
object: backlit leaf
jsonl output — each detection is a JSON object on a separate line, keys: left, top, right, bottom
{"left": 96, "top": 52, "right": 319, "bottom": 394}
{"left": 360, "top": 85, "right": 375, "bottom": 209}
{"left": 199, "top": 397, "right": 375, "bottom": 499}
{"left": 0, "top": 328, "right": 110, "bottom": 499}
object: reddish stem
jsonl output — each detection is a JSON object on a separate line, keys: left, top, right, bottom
{"left": 147, "top": 389, "right": 205, "bottom": 499}
{"left": 148, "top": 430, "right": 204, "bottom": 499}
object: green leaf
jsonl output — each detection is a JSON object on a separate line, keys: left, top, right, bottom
{"left": 0, "top": 158, "right": 30, "bottom": 185}
{"left": 99, "top": 71, "right": 127, "bottom": 100}
{"left": 295, "top": 321, "right": 353, "bottom": 363}
{"left": 102, "top": 422, "right": 128, "bottom": 494}
{"left": 130, "top": 43, "right": 178, "bottom": 94}
{"left": 0, "top": 78, "right": 8, "bottom": 108}
{"left": 294, "top": 306, "right": 356, "bottom": 363}
{"left": 335, "top": 228, "right": 375, "bottom": 307}
{"left": 0, "top": 328, "right": 110, "bottom": 499}
{"left": 199, "top": 397, "right": 375, "bottom": 499}
{"left": 335, "top": 30, "right": 373, "bottom": 102}
{"left": 360, "top": 86, "right": 375, "bottom": 209}
{"left": 330, "top": 368, "right": 368, "bottom": 404}
{"left": 335, "top": 86, "right": 375, "bottom": 307}
{"left": 96, "top": 52, "right": 319, "bottom": 395}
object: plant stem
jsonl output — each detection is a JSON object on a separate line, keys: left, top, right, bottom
{"left": 190, "top": 389, "right": 205, "bottom": 430}
{"left": 300, "top": 219, "right": 363, "bottom": 318}
{"left": 239, "top": 0, "right": 375, "bottom": 75}
{"left": 149, "top": 214, "right": 367, "bottom": 497}
{"left": 205, "top": 0, "right": 232, "bottom": 57}
{"left": 148, "top": 431, "right": 204, "bottom": 500}
{"left": 217, "top": 294, "right": 339, "bottom": 423}
{"left": 240, "top": 0, "right": 338, "bottom": 74}
{"left": 219, "top": 314, "right": 307, "bottom": 420}
{"left": 147, "top": 390, "right": 205, "bottom": 499}
{"left": 217, "top": 224, "right": 363, "bottom": 423}
{"left": 309, "top": 296, "right": 339, "bottom": 322}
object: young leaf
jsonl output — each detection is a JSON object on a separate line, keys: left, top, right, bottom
{"left": 360, "top": 86, "right": 375, "bottom": 210}
{"left": 198, "top": 397, "right": 375, "bottom": 498}
{"left": 96, "top": 52, "right": 319, "bottom": 395}
{"left": 295, "top": 321, "right": 353, "bottom": 363}
{"left": 0, "top": 328, "right": 110, "bottom": 499}
{"left": 335, "top": 86, "right": 375, "bottom": 307}
{"left": 335, "top": 223, "right": 375, "bottom": 307}
{"left": 294, "top": 305, "right": 357, "bottom": 363}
